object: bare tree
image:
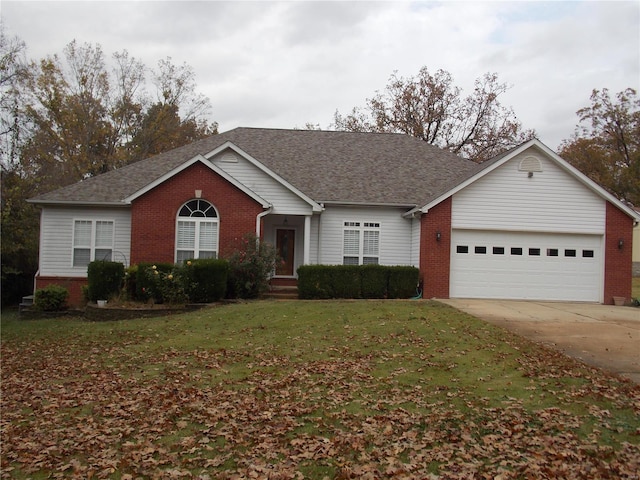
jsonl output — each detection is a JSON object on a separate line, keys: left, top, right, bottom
{"left": 334, "top": 67, "right": 535, "bottom": 162}
{"left": 560, "top": 88, "right": 639, "bottom": 205}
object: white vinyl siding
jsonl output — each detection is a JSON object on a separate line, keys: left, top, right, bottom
{"left": 317, "top": 206, "right": 414, "bottom": 266}
{"left": 39, "top": 207, "right": 131, "bottom": 277}
{"left": 211, "top": 149, "right": 312, "bottom": 215}
{"left": 410, "top": 214, "right": 421, "bottom": 266}
{"left": 452, "top": 152, "right": 606, "bottom": 234}
{"left": 309, "top": 215, "right": 320, "bottom": 264}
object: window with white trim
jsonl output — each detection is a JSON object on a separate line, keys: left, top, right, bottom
{"left": 73, "top": 220, "right": 114, "bottom": 267}
{"left": 343, "top": 221, "right": 380, "bottom": 265}
{"left": 176, "top": 199, "right": 219, "bottom": 263}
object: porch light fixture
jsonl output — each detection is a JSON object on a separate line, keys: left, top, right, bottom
{"left": 436, "top": 231, "right": 441, "bottom": 242}
{"left": 283, "top": 217, "right": 288, "bottom": 226}
{"left": 618, "top": 238, "right": 624, "bottom": 249}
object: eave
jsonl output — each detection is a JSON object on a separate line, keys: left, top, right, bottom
{"left": 27, "top": 199, "right": 129, "bottom": 208}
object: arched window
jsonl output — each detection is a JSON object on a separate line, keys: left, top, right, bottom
{"left": 176, "top": 199, "right": 219, "bottom": 263}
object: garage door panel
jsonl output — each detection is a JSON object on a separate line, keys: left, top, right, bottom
{"left": 450, "top": 230, "right": 602, "bottom": 302}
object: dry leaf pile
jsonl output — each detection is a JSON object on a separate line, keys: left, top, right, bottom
{"left": 2, "top": 301, "right": 639, "bottom": 479}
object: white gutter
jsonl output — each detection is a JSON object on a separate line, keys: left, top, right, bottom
{"left": 255, "top": 205, "right": 273, "bottom": 240}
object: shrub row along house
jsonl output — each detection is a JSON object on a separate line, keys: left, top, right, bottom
{"left": 29, "top": 127, "right": 639, "bottom": 306}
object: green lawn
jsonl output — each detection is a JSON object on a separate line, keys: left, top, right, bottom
{"left": 2, "top": 300, "right": 639, "bottom": 478}
{"left": 633, "top": 277, "right": 640, "bottom": 299}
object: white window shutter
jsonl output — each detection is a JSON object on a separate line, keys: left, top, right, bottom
{"left": 363, "top": 230, "right": 379, "bottom": 256}
{"left": 74, "top": 221, "right": 92, "bottom": 247}
{"left": 344, "top": 230, "right": 360, "bottom": 255}
{"left": 177, "top": 221, "right": 196, "bottom": 249}
{"left": 95, "top": 221, "right": 114, "bottom": 247}
{"left": 199, "top": 222, "right": 218, "bottom": 251}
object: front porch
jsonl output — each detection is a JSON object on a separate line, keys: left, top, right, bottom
{"left": 262, "top": 213, "right": 313, "bottom": 282}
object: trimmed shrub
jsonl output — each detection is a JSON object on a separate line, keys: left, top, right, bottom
{"left": 387, "top": 266, "right": 420, "bottom": 298}
{"left": 34, "top": 284, "right": 69, "bottom": 311}
{"left": 332, "top": 266, "right": 362, "bottom": 299}
{"left": 297, "top": 264, "right": 421, "bottom": 299}
{"left": 360, "top": 264, "right": 388, "bottom": 299}
{"left": 297, "top": 265, "right": 334, "bottom": 299}
{"left": 87, "top": 261, "right": 125, "bottom": 302}
{"left": 183, "top": 258, "right": 229, "bottom": 303}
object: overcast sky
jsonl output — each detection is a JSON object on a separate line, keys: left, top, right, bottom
{"left": 2, "top": 1, "right": 638, "bottom": 150}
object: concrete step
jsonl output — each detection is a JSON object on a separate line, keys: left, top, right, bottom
{"left": 19, "top": 295, "right": 34, "bottom": 312}
{"left": 263, "top": 287, "right": 299, "bottom": 300}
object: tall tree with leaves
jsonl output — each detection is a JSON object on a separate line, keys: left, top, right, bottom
{"left": 0, "top": 24, "right": 28, "bottom": 167}
{"left": 128, "top": 58, "right": 217, "bottom": 158}
{"left": 0, "top": 37, "right": 218, "bottom": 304}
{"left": 559, "top": 88, "right": 639, "bottom": 206}
{"left": 19, "top": 42, "right": 217, "bottom": 190}
{"left": 334, "top": 67, "right": 535, "bottom": 162}
{"left": 1, "top": 26, "right": 39, "bottom": 304}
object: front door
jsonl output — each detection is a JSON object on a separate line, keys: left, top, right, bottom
{"left": 276, "top": 229, "right": 295, "bottom": 276}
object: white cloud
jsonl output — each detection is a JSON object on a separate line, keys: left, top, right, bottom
{"left": 2, "top": 0, "right": 638, "bottom": 151}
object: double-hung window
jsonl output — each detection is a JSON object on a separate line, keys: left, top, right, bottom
{"left": 73, "top": 220, "right": 114, "bottom": 267}
{"left": 176, "top": 199, "right": 219, "bottom": 263}
{"left": 343, "top": 221, "right": 380, "bottom": 265}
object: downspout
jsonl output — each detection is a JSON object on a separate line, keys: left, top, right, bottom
{"left": 255, "top": 205, "right": 273, "bottom": 241}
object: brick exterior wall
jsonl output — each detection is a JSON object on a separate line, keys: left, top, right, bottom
{"left": 35, "top": 276, "right": 87, "bottom": 308}
{"left": 130, "top": 161, "right": 265, "bottom": 265}
{"left": 603, "top": 201, "right": 633, "bottom": 304}
{"left": 419, "top": 197, "right": 452, "bottom": 299}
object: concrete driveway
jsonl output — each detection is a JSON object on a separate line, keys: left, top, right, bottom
{"left": 440, "top": 299, "right": 640, "bottom": 384}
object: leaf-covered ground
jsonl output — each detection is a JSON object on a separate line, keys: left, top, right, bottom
{"left": 2, "top": 300, "right": 639, "bottom": 479}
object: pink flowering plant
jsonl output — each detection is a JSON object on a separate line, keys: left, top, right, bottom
{"left": 226, "top": 234, "right": 281, "bottom": 299}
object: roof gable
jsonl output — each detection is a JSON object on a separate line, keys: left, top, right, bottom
{"left": 414, "top": 139, "right": 640, "bottom": 222}
{"left": 124, "top": 155, "right": 271, "bottom": 208}
{"left": 203, "top": 142, "right": 322, "bottom": 212}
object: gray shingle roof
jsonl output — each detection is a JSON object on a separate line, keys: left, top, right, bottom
{"left": 29, "top": 127, "right": 485, "bottom": 207}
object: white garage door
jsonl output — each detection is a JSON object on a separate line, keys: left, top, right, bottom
{"left": 450, "top": 230, "right": 603, "bottom": 302}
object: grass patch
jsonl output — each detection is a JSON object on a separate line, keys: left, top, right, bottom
{"left": 632, "top": 276, "right": 640, "bottom": 300}
{"left": 2, "top": 300, "right": 639, "bottom": 478}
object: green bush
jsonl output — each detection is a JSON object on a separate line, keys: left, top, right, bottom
{"left": 331, "top": 266, "right": 362, "bottom": 299}
{"left": 183, "top": 258, "right": 229, "bottom": 302}
{"left": 297, "top": 265, "right": 420, "bottom": 299}
{"left": 87, "top": 261, "right": 125, "bottom": 302}
{"left": 33, "top": 284, "right": 69, "bottom": 311}
{"left": 136, "top": 262, "right": 174, "bottom": 303}
{"left": 361, "top": 264, "right": 388, "bottom": 299}
{"left": 123, "top": 265, "right": 138, "bottom": 301}
{"left": 226, "top": 234, "right": 280, "bottom": 299}
{"left": 297, "top": 265, "right": 334, "bottom": 299}
{"left": 387, "top": 266, "right": 420, "bottom": 299}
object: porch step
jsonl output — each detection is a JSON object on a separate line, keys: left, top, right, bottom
{"left": 19, "top": 295, "right": 34, "bottom": 312}
{"left": 263, "top": 286, "right": 299, "bottom": 300}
